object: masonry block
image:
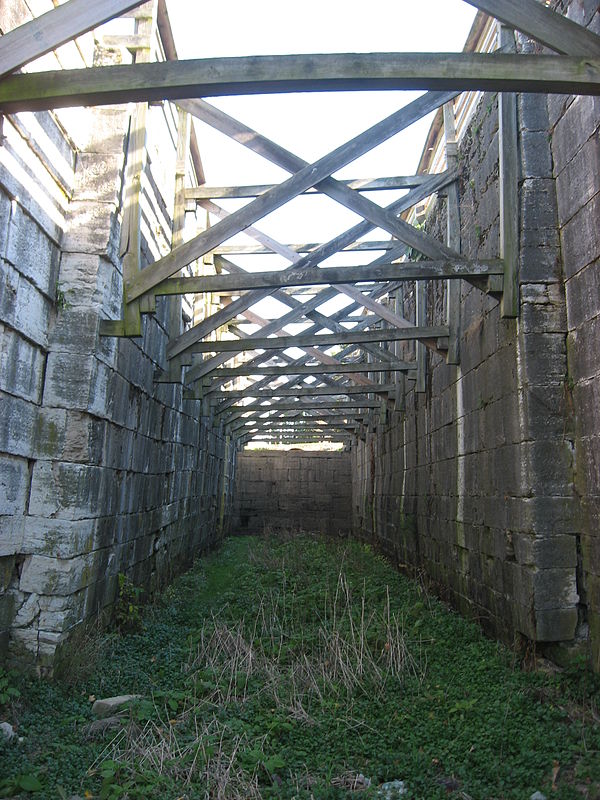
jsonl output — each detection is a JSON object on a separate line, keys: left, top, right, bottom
{"left": 0, "top": 454, "right": 30, "bottom": 515}
{"left": 5, "top": 203, "right": 60, "bottom": 297}
{"left": 0, "top": 326, "right": 46, "bottom": 403}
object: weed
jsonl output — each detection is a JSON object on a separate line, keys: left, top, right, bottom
{"left": 0, "top": 667, "right": 20, "bottom": 707}
{"left": 1, "top": 535, "right": 599, "bottom": 799}
{"left": 113, "top": 573, "right": 143, "bottom": 633}
{"left": 54, "top": 283, "right": 70, "bottom": 311}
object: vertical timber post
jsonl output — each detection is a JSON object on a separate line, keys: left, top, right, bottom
{"left": 394, "top": 289, "right": 406, "bottom": 411}
{"left": 499, "top": 23, "right": 519, "bottom": 319}
{"left": 444, "top": 100, "right": 461, "bottom": 364}
{"left": 167, "top": 108, "right": 190, "bottom": 340}
{"left": 121, "top": 1, "right": 156, "bottom": 335}
{"left": 415, "top": 282, "right": 426, "bottom": 393}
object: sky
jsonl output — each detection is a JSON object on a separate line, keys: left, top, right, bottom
{"left": 166, "top": 0, "right": 478, "bottom": 332}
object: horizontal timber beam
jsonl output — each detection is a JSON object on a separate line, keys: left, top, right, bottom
{"left": 200, "top": 361, "right": 415, "bottom": 380}
{"left": 239, "top": 416, "right": 362, "bottom": 426}
{"left": 154, "top": 259, "right": 503, "bottom": 295}
{"left": 222, "top": 401, "right": 382, "bottom": 413}
{"left": 211, "top": 383, "right": 397, "bottom": 399}
{"left": 129, "top": 91, "right": 455, "bottom": 304}
{"left": 191, "top": 326, "right": 448, "bottom": 354}
{"left": 213, "top": 240, "right": 401, "bottom": 256}
{"left": 165, "top": 167, "right": 456, "bottom": 361}
{"left": 185, "top": 174, "right": 431, "bottom": 200}
{"left": 1, "top": 53, "right": 599, "bottom": 113}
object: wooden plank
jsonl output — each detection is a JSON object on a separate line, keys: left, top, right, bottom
{"left": 1, "top": 53, "right": 599, "bottom": 113}
{"left": 189, "top": 206, "right": 414, "bottom": 373}
{"left": 194, "top": 286, "right": 395, "bottom": 394}
{"left": 0, "top": 0, "right": 146, "bottom": 79}
{"left": 499, "top": 26, "right": 520, "bottom": 319}
{"left": 212, "top": 383, "right": 396, "bottom": 400}
{"left": 464, "top": 0, "right": 600, "bottom": 57}
{"left": 167, "top": 170, "right": 456, "bottom": 360}
{"left": 167, "top": 107, "right": 190, "bottom": 338}
{"left": 191, "top": 326, "right": 448, "bottom": 354}
{"left": 185, "top": 281, "right": 408, "bottom": 387}
{"left": 241, "top": 422, "right": 355, "bottom": 429}
{"left": 181, "top": 283, "right": 388, "bottom": 383}
{"left": 234, "top": 423, "right": 359, "bottom": 434}
{"left": 415, "top": 282, "right": 427, "bottom": 393}
{"left": 201, "top": 361, "right": 415, "bottom": 380}
{"left": 183, "top": 97, "right": 461, "bottom": 265}
{"left": 221, "top": 400, "right": 382, "bottom": 413}
{"left": 103, "top": 4, "right": 154, "bottom": 337}
{"left": 185, "top": 174, "right": 432, "bottom": 200}
{"left": 125, "top": 91, "right": 455, "bottom": 301}
{"left": 444, "top": 100, "right": 462, "bottom": 365}
{"left": 154, "top": 258, "right": 502, "bottom": 294}
{"left": 218, "top": 301, "right": 383, "bottom": 390}
{"left": 213, "top": 240, "right": 403, "bottom": 255}
{"left": 235, "top": 417, "right": 366, "bottom": 430}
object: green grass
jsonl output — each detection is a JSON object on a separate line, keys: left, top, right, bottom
{"left": 1, "top": 533, "right": 599, "bottom": 799}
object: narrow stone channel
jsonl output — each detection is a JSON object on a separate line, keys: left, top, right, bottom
{"left": 1, "top": 533, "right": 599, "bottom": 799}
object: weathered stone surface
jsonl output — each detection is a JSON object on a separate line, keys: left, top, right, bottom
{"left": 0, "top": 454, "right": 30, "bottom": 515}
{"left": 72, "top": 153, "right": 123, "bottom": 205}
{"left": 91, "top": 695, "right": 141, "bottom": 719}
{"left": 0, "top": 261, "right": 52, "bottom": 348}
{"left": 555, "top": 135, "right": 600, "bottom": 227}
{"left": 0, "top": 722, "right": 16, "bottom": 741}
{"left": 28, "top": 461, "right": 107, "bottom": 520}
{"left": 5, "top": 203, "right": 60, "bottom": 297}
{"left": 13, "top": 593, "right": 40, "bottom": 627}
{"left": 19, "top": 553, "right": 96, "bottom": 595}
{"left": 61, "top": 200, "right": 119, "bottom": 259}
{"left": 0, "top": 326, "right": 45, "bottom": 403}
{"left": 234, "top": 452, "right": 353, "bottom": 536}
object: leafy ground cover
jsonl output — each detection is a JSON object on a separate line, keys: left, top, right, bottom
{"left": 1, "top": 533, "right": 599, "bottom": 799}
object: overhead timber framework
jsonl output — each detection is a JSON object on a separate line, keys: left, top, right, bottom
{"left": 2, "top": 0, "right": 599, "bottom": 448}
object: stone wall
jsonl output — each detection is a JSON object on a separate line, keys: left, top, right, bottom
{"left": 548, "top": 0, "right": 600, "bottom": 669}
{"left": 0, "top": 8, "right": 234, "bottom": 668}
{"left": 352, "top": 18, "right": 594, "bottom": 658}
{"left": 233, "top": 451, "right": 352, "bottom": 536}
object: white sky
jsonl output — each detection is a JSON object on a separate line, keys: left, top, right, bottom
{"left": 167, "top": 0, "right": 478, "bottom": 329}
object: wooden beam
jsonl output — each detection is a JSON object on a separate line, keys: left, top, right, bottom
{"left": 212, "top": 384, "right": 397, "bottom": 399}
{"left": 182, "top": 282, "right": 392, "bottom": 385}
{"left": 463, "top": 0, "right": 600, "bottom": 57}
{"left": 222, "top": 401, "right": 382, "bottom": 413}
{"left": 188, "top": 206, "right": 417, "bottom": 371}
{"left": 191, "top": 326, "right": 448, "bottom": 354}
{"left": 201, "top": 361, "right": 415, "bottom": 380}
{"left": 499, "top": 26, "right": 520, "bottom": 319}
{"left": 187, "top": 282, "right": 408, "bottom": 390}
{"left": 167, "top": 170, "right": 455, "bottom": 360}
{"left": 154, "top": 259, "right": 503, "bottom": 294}
{"left": 185, "top": 175, "right": 432, "bottom": 200}
{"left": 444, "top": 100, "right": 462, "bottom": 365}
{"left": 124, "top": 91, "right": 454, "bottom": 301}
{"left": 213, "top": 240, "right": 401, "bottom": 256}
{"left": 0, "top": 0, "right": 146, "bottom": 80}
{"left": 1, "top": 53, "right": 599, "bottom": 113}
{"left": 192, "top": 284, "right": 395, "bottom": 393}
{"left": 183, "top": 97, "right": 461, "bottom": 269}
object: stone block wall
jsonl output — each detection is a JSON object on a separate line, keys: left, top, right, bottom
{"left": 352, "top": 31, "right": 591, "bottom": 656}
{"left": 233, "top": 451, "right": 352, "bottom": 536}
{"left": 548, "top": 0, "right": 600, "bottom": 668}
{"left": 0, "top": 9, "right": 235, "bottom": 668}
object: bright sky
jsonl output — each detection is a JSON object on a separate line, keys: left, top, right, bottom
{"left": 167, "top": 0, "right": 477, "bottom": 335}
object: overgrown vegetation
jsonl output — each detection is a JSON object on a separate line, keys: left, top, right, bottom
{"left": 1, "top": 534, "right": 599, "bottom": 799}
